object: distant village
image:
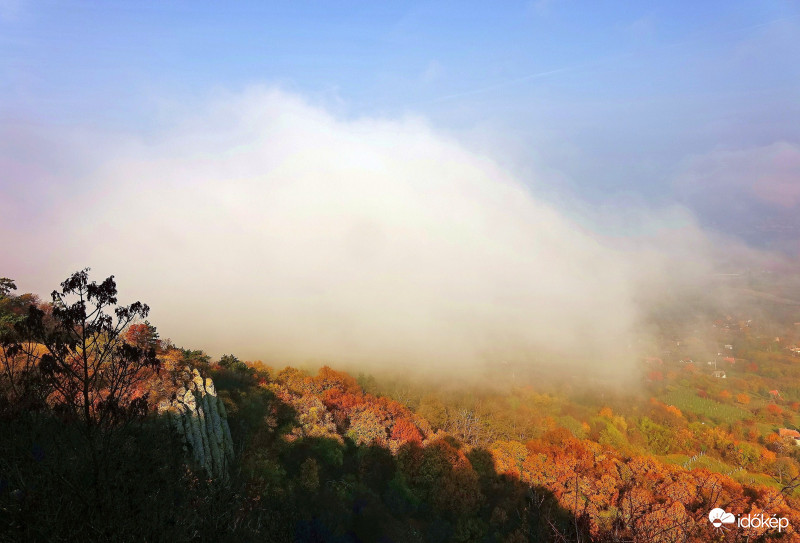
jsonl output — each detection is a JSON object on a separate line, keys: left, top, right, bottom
{"left": 643, "top": 312, "right": 800, "bottom": 445}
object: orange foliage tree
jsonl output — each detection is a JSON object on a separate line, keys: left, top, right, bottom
{"left": 9, "top": 270, "right": 159, "bottom": 433}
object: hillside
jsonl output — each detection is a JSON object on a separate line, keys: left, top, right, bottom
{"left": 3, "top": 272, "right": 800, "bottom": 541}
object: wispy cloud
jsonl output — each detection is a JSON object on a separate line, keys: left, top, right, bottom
{"left": 627, "top": 14, "right": 656, "bottom": 44}
{"left": 420, "top": 60, "right": 442, "bottom": 84}
{"left": 527, "top": 0, "right": 561, "bottom": 17}
{"left": 676, "top": 142, "right": 800, "bottom": 209}
{"left": 673, "top": 142, "right": 800, "bottom": 251}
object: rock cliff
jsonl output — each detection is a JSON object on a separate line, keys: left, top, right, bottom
{"left": 158, "top": 368, "right": 234, "bottom": 478}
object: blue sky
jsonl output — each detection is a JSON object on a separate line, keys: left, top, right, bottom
{"left": 2, "top": 0, "right": 799, "bottom": 246}
{"left": 4, "top": 2, "right": 797, "bottom": 120}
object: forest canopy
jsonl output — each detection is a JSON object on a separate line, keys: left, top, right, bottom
{"left": 2, "top": 270, "right": 800, "bottom": 542}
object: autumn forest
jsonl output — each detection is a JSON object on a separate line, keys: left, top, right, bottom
{"left": 1, "top": 267, "right": 800, "bottom": 543}
{"left": 5, "top": 1, "right": 800, "bottom": 541}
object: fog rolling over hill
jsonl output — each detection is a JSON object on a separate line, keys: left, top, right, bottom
{"left": 0, "top": 89, "right": 783, "bottom": 381}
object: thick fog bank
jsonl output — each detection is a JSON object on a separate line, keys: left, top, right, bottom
{"left": 1, "top": 88, "right": 781, "bottom": 381}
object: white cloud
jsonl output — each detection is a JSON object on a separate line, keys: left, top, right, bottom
{"left": 1, "top": 87, "right": 727, "bottom": 380}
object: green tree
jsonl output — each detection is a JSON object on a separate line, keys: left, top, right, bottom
{"left": 638, "top": 417, "right": 674, "bottom": 455}
{"left": 299, "top": 457, "right": 320, "bottom": 492}
{"left": 219, "top": 353, "right": 248, "bottom": 371}
{"left": 181, "top": 347, "right": 211, "bottom": 368}
{"left": 0, "top": 277, "right": 16, "bottom": 298}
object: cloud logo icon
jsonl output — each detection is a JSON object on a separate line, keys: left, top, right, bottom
{"left": 709, "top": 508, "right": 735, "bottom": 528}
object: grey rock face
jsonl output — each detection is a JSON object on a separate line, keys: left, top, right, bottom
{"left": 158, "top": 368, "right": 234, "bottom": 478}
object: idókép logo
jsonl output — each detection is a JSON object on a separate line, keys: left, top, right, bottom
{"left": 709, "top": 508, "right": 789, "bottom": 533}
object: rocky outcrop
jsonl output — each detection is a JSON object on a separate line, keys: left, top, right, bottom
{"left": 158, "top": 368, "right": 234, "bottom": 479}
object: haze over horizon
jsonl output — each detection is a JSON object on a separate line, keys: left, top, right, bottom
{"left": 1, "top": 1, "right": 799, "bottom": 371}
